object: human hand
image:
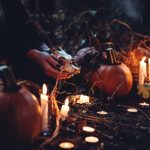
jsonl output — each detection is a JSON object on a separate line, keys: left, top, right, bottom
{"left": 26, "top": 49, "right": 71, "bottom": 79}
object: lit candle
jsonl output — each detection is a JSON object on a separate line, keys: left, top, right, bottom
{"left": 127, "top": 108, "right": 138, "bottom": 113}
{"left": 76, "top": 94, "right": 90, "bottom": 104}
{"left": 148, "top": 58, "right": 150, "bottom": 82}
{"left": 139, "top": 102, "right": 149, "bottom": 107}
{"left": 40, "top": 84, "right": 49, "bottom": 131}
{"left": 60, "top": 98, "right": 70, "bottom": 119}
{"left": 82, "top": 126, "right": 95, "bottom": 133}
{"left": 97, "top": 111, "right": 108, "bottom": 115}
{"left": 59, "top": 142, "right": 74, "bottom": 149}
{"left": 139, "top": 57, "right": 147, "bottom": 85}
{"left": 85, "top": 136, "right": 99, "bottom": 143}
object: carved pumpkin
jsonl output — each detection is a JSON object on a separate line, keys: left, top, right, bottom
{"left": 0, "top": 65, "right": 42, "bottom": 144}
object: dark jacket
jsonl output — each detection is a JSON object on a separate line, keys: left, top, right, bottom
{"left": 0, "top": 0, "right": 44, "bottom": 60}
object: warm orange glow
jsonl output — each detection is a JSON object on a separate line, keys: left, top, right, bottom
{"left": 65, "top": 98, "right": 69, "bottom": 106}
{"left": 141, "top": 56, "right": 146, "bottom": 62}
{"left": 42, "top": 84, "right": 47, "bottom": 95}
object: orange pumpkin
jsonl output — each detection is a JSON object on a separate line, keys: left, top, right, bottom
{"left": 0, "top": 65, "right": 42, "bottom": 144}
{"left": 74, "top": 46, "right": 133, "bottom": 98}
{"left": 84, "top": 63, "right": 133, "bottom": 97}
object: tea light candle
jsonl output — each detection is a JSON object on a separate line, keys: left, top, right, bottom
{"left": 40, "top": 84, "right": 49, "bottom": 131}
{"left": 127, "top": 108, "right": 138, "bottom": 113}
{"left": 97, "top": 111, "right": 108, "bottom": 115}
{"left": 139, "top": 102, "right": 149, "bottom": 107}
{"left": 139, "top": 57, "right": 147, "bottom": 85}
{"left": 59, "top": 142, "right": 74, "bottom": 149}
{"left": 76, "top": 94, "right": 90, "bottom": 104}
{"left": 85, "top": 136, "right": 99, "bottom": 143}
{"left": 60, "top": 98, "right": 70, "bottom": 119}
{"left": 82, "top": 126, "right": 95, "bottom": 133}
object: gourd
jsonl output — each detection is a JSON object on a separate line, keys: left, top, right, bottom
{"left": 74, "top": 27, "right": 133, "bottom": 98}
{"left": 0, "top": 65, "right": 42, "bottom": 144}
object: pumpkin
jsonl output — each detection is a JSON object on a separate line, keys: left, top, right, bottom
{"left": 74, "top": 46, "right": 133, "bottom": 98}
{"left": 84, "top": 63, "right": 133, "bottom": 97}
{"left": 74, "top": 25, "right": 133, "bottom": 98}
{"left": 0, "top": 65, "right": 42, "bottom": 144}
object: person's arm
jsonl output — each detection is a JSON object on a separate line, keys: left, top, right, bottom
{"left": 26, "top": 49, "right": 70, "bottom": 79}
{"left": 1, "top": 0, "right": 71, "bottom": 80}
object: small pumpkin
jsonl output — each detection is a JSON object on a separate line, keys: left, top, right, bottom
{"left": 84, "top": 63, "right": 133, "bottom": 97}
{"left": 0, "top": 65, "right": 42, "bottom": 144}
{"left": 74, "top": 25, "right": 133, "bottom": 98}
{"left": 74, "top": 46, "right": 133, "bottom": 98}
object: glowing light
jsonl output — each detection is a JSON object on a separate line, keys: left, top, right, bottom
{"left": 76, "top": 94, "right": 90, "bottom": 104}
{"left": 61, "top": 98, "right": 70, "bottom": 119}
{"left": 65, "top": 98, "right": 69, "bottom": 106}
{"left": 85, "top": 136, "right": 99, "bottom": 143}
{"left": 139, "top": 57, "right": 147, "bottom": 85}
{"left": 42, "top": 83, "right": 47, "bottom": 95}
{"left": 40, "top": 83, "right": 49, "bottom": 131}
{"left": 59, "top": 142, "right": 74, "bottom": 149}
{"left": 97, "top": 111, "right": 108, "bottom": 115}
{"left": 139, "top": 102, "right": 149, "bottom": 107}
{"left": 82, "top": 126, "right": 95, "bottom": 133}
{"left": 127, "top": 108, "right": 138, "bottom": 113}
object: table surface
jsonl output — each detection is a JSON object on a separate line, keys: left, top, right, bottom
{"left": 2, "top": 96, "right": 150, "bottom": 150}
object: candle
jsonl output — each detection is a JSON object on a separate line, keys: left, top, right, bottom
{"left": 139, "top": 57, "right": 147, "bottom": 85}
{"left": 85, "top": 136, "right": 99, "bottom": 143}
{"left": 40, "top": 84, "right": 49, "bottom": 131}
{"left": 127, "top": 108, "right": 138, "bottom": 113}
{"left": 82, "top": 126, "right": 95, "bottom": 133}
{"left": 76, "top": 94, "right": 90, "bottom": 104}
{"left": 60, "top": 98, "right": 70, "bottom": 119}
{"left": 59, "top": 142, "right": 74, "bottom": 149}
{"left": 97, "top": 111, "right": 108, "bottom": 115}
{"left": 148, "top": 58, "right": 150, "bottom": 82}
{"left": 139, "top": 102, "right": 149, "bottom": 107}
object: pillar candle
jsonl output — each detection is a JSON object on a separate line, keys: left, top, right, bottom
{"left": 76, "top": 94, "right": 90, "bottom": 104}
{"left": 40, "top": 84, "right": 49, "bottom": 131}
{"left": 139, "top": 57, "right": 147, "bottom": 85}
{"left": 148, "top": 58, "right": 150, "bottom": 82}
{"left": 60, "top": 98, "right": 70, "bottom": 119}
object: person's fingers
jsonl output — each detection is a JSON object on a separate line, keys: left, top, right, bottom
{"left": 43, "top": 63, "right": 60, "bottom": 78}
{"left": 46, "top": 55, "right": 60, "bottom": 68}
{"left": 43, "top": 62, "right": 70, "bottom": 79}
{"left": 27, "top": 50, "right": 71, "bottom": 79}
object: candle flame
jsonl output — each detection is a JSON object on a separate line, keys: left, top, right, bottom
{"left": 141, "top": 56, "right": 146, "bottom": 62}
{"left": 42, "top": 84, "right": 47, "bottom": 95}
{"left": 65, "top": 98, "right": 69, "bottom": 106}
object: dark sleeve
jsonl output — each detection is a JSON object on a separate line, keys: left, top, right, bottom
{"left": 1, "top": 0, "right": 29, "bottom": 29}
{"left": 0, "top": 0, "right": 31, "bottom": 57}
{"left": 1, "top": 0, "right": 46, "bottom": 58}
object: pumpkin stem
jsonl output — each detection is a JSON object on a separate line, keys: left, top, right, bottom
{"left": 96, "top": 24, "right": 121, "bottom": 65}
{"left": 0, "top": 65, "right": 20, "bottom": 92}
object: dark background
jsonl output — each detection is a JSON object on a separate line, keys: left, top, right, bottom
{"left": 23, "top": 0, "right": 150, "bottom": 34}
